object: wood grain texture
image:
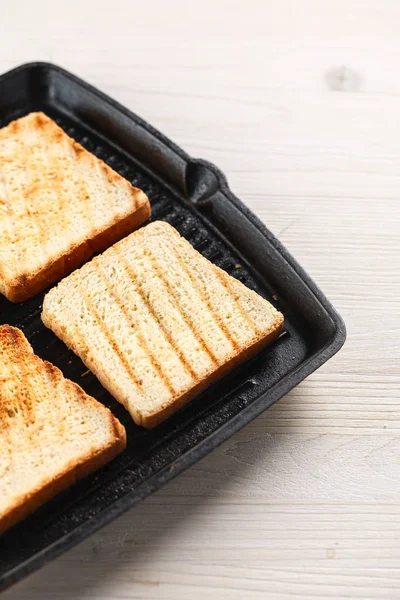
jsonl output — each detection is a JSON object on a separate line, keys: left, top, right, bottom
{"left": 1, "top": 0, "right": 400, "bottom": 598}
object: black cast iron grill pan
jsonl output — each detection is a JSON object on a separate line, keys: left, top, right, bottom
{"left": 0, "top": 63, "right": 346, "bottom": 591}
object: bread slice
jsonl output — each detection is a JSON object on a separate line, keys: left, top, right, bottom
{"left": 0, "top": 325, "right": 126, "bottom": 535}
{"left": 0, "top": 112, "right": 150, "bottom": 302}
{"left": 42, "top": 221, "right": 284, "bottom": 428}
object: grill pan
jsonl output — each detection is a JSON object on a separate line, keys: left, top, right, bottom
{"left": 0, "top": 62, "right": 346, "bottom": 591}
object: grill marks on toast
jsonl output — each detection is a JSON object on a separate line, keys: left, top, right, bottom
{"left": 77, "top": 285, "right": 146, "bottom": 394}
{"left": 0, "top": 112, "right": 150, "bottom": 301}
{"left": 166, "top": 244, "right": 242, "bottom": 351}
{"left": 169, "top": 235, "right": 262, "bottom": 339}
{"left": 42, "top": 222, "right": 284, "bottom": 427}
{"left": 0, "top": 168, "right": 14, "bottom": 287}
{"left": 147, "top": 235, "right": 258, "bottom": 353}
{"left": 25, "top": 120, "right": 52, "bottom": 264}
{"left": 79, "top": 146, "right": 112, "bottom": 231}
{"left": 207, "top": 265, "right": 263, "bottom": 337}
{"left": 112, "top": 246, "right": 199, "bottom": 383}
{"left": 51, "top": 132, "right": 83, "bottom": 251}
{"left": 93, "top": 259, "right": 177, "bottom": 397}
{"left": 24, "top": 122, "right": 61, "bottom": 266}
{"left": 3, "top": 117, "right": 52, "bottom": 267}
{"left": 0, "top": 131, "right": 31, "bottom": 282}
{"left": 140, "top": 248, "right": 221, "bottom": 368}
{"left": 0, "top": 325, "right": 126, "bottom": 534}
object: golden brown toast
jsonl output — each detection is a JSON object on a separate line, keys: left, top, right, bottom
{"left": 0, "top": 112, "right": 150, "bottom": 302}
{"left": 0, "top": 325, "right": 126, "bottom": 535}
{"left": 42, "top": 221, "right": 284, "bottom": 428}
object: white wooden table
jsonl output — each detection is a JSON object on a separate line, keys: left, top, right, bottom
{"left": 2, "top": 2, "right": 400, "bottom": 598}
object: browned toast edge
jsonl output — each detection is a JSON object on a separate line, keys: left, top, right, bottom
{"left": 0, "top": 423, "right": 125, "bottom": 535}
{"left": 140, "top": 319, "right": 283, "bottom": 428}
{"left": 0, "top": 112, "right": 151, "bottom": 302}
{"left": 0, "top": 325, "right": 126, "bottom": 535}
{"left": 6, "top": 201, "right": 150, "bottom": 302}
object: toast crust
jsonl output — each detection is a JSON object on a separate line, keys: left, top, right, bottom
{"left": 0, "top": 325, "right": 126, "bottom": 535}
{"left": 42, "top": 221, "right": 284, "bottom": 429}
{"left": 0, "top": 422, "right": 125, "bottom": 535}
{"left": 140, "top": 324, "right": 283, "bottom": 428}
{"left": 0, "top": 112, "right": 150, "bottom": 302}
{"left": 5, "top": 201, "right": 150, "bottom": 302}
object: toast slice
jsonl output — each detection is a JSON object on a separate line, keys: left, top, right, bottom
{"left": 0, "top": 325, "right": 126, "bottom": 535}
{"left": 0, "top": 112, "right": 150, "bottom": 302}
{"left": 42, "top": 221, "right": 284, "bottom": 428}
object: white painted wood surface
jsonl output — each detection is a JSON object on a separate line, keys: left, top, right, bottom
{"left": 1, "top": 1, "right": 400, "bottom": 598}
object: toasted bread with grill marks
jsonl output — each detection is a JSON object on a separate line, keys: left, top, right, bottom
{"left": 0, "top": 325, "right": 126, "bottom": 535}
{"left": 42, "top": 221, "right": 283, "bottom": 428}
{"left": 0, "top": 112, "right": 150, "bottom": 302}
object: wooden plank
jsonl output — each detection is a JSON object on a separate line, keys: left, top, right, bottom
{"left": 1, "top": 1, "right": 400, "bottom": 598}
